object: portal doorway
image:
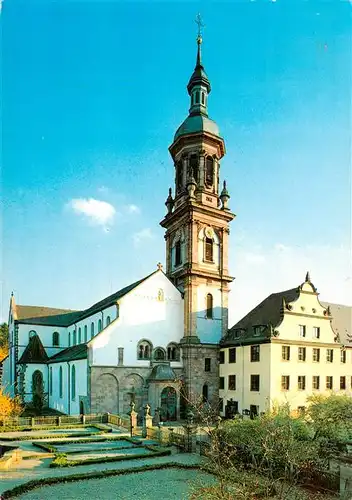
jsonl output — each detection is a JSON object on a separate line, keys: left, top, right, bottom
{"left": 160, "top": 386, "right": 177, "bottom": 421}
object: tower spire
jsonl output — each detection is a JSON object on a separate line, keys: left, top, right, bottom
{"left": 195, "top": 13, "right": 204, "bottom": 67}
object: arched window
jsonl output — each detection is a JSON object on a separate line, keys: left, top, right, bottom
{"left": 68, "top": 332, "right": 71, "bottom": 346}
{"left": 154, "top": 348, "right": 166, "bottom": 361}
{"left": 201, "top": 92, "right": 205, "bottom": 105}
{"left": 206, "top": 294, "right": 213, "bottom": 319}
{"left": 71, "top": 365, "right": 76, "bottom": 400}
{"left": 189, "top": 154, "right": 198, "bottom": 182}
{"left": 167, "top": 343, "right": 179, "bottom": 361}
{"left": 84, "top": 325, "right": 87, "bottom": 342}
{"left": 98, "top": 319, "right": 102, "bottom": 332}
{"left": 116, "top": 303, "right": 120, "bottom": 318}
{"left": 205, "top": 157, "right": 214, "bottom": 186}
{"left": 91, "top": 322, "right": 95, "bottom": 339}
{"left": 49, "top": 367, "right": 52, "bottom": 395}
{"left": 106, "top": 316, "right": 111, "bottom": 327}
{"left": 52, "top": 331, "right": 60, "bottom": 346}
{"left": 157, "top": 289, "right": 164, "bottom": 302}
{"left": 175, "top": 240, "right": 181, "bottom": 267}
{"left": 29, "top": 330, "right": 37, "bottom": 341}
{"left": 73, "top": 330, "right": 77, "bottom": 345}
{"left": 195, "top": 91, "right": 200, "bottom": 104}
{"left": 59, "top": 366, "right": 63, "bottom": 398}
{"left": 205, "top": 237, "right": 213, "bottom": 262}
{"left": 202, "top": 384, "right": 209, "bottom": 402}
{"left": 137, "top": 340, "right": 152, "bottom": 360}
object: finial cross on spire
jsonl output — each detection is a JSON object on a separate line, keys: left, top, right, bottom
{"left": 195, "top": 13, "right": 205, "bottom": 41}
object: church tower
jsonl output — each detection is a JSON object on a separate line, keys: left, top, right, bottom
{"left": 160, "top": 22, "right": 235, "bottom": 409}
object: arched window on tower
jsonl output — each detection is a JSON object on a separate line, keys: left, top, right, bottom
{"left": 202, "top": 384, "right": 209, "bottom": 402}
{"left": 78, "top": 327, "right": 82, "bottom": 344}
{"left": 98, "top": 319, "right": 102, "bottom": 332}
{"left": 84, "top": 325, "right": 87, "bottom": 342}
{"left": 206, "top": 294, "right": 213, "bottom": 319}
{"left": 68, "top": 332, "right": 71, "bottom": 347}
{"left": 205, "top": 237, "right": 213, "bottom": 262}
{"left": 73, "top": 330, "right": 77, "bottom": 346}
{"left": 52, "top": 331, "right": 60, "bottom": 347}
{"left": 205, "top": 157, "right": 214, "bottom": 187}
{"left": 91, "top": 322, "right": 95, "bottom": 339}
{"left": 201, "top": 92, "right": 205, "bottom": 105}
{"left": 175, "top": 240, "right": 182, "bottom": 267}
{"left": 195, "top": 91, "right": 200, "bottom": 104}
{"left": 189, "top": 154, "right": 199, "bottom": 183}
{"left": 106, "top": 316, "right": 111, "bottom": 327}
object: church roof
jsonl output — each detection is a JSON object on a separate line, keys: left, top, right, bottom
{"left": 16, "top": 306, "right": 81, "bottom": 327}
{"left": 18, "top": 335, "right": 48, "bottom": 364}
{"left": 174, "top": 114, "right": 220, "bottom": 141}
{"left": 321, "top": 302, "right": 352, "bottom": 347}
{"left": 14, "top": 272, "right": 155, "bottom": 328}
{"left": 48, "top": 344, "right": 88, "bottom": 364}
{"left": 148, "top": 364, "right": 177, "bottom": 381}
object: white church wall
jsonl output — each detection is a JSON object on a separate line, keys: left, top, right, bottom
{"left": 90, "top": 272, "right": 184, "bottom": 367}
{"left": 72, "top": 304, "right": 118, "bottom": 345}
{"left": 49, "top": 362, "right": 68, "bottom": 414}
{"left": 196, "top": 284, "right": 222, "bottom": 343}
{"left": 49, "top": 360, "right": 87, "bottom": 415}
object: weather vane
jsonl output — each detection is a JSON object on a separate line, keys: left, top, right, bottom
{"left": 195, "top": 13, "right": 205, "bottom": 42}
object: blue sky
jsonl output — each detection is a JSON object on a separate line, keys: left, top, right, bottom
{"left": 1, "top": 0, "right": 351, "bottom": 324}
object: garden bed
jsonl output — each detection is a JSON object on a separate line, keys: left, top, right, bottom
{"left": 0, "top": 425, "right": 112, "bottom": 441}
{"left": 50, "top": 446, "right": 171, "bottom": 467}
{"left": 0, "top": 463, "right": 205, "bottom": 499}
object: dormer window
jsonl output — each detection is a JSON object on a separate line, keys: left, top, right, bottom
{"left": 253, "top": 326, "right": 263, "bottom": 337}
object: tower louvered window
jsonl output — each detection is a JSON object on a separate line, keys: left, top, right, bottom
{"left": 205, "top": 157, "right": 214, "bottom": 186}
{"left": 189, "top": 154, "right": 199, "bottom": 182}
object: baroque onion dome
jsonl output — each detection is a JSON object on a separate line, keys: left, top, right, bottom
{"left": 174, "top": 32, "right": 221, "bottom": 141}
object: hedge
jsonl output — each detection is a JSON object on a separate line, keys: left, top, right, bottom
{"left": 0, "top": 462, "right": 202, "bottom": 499}
{"left": 50, "top": 447, "right": 172, "bottom": 468}
{"left": 0, "top": 424, "right": 96, "bottom": 433}
{"left": 0, "top": 429, "right": 110, "bottom": 442}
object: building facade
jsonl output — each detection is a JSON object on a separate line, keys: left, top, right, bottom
{"left": 1, "top": 33, "right": 235, "bottom": 418}
{"left": 219, "top": 273, "right": 352, "bottom": 418}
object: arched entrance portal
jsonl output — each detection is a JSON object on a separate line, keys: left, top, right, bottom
{"left": 79, "top": 400, "right": 85, "bottom": 415}
{"left": 160, "top": 386, "right": 177, "bottom": 421}
{"left": 32, "top": 370, "right": 44, "bottom": 410}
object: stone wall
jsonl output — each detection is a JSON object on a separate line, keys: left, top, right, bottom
{"left": 90, "top": 365, "right": 183, "bottom": 418}
{"left": 181, "top": 342, "right": 219, "bottom": 409}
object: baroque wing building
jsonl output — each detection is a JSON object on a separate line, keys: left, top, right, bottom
{"left": 1, "top": 33, "right": 234, "bottom": 419}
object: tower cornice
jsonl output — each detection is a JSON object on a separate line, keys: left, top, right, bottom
{"left": 169, "top": 130, "right": 225, "bottom": 160}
